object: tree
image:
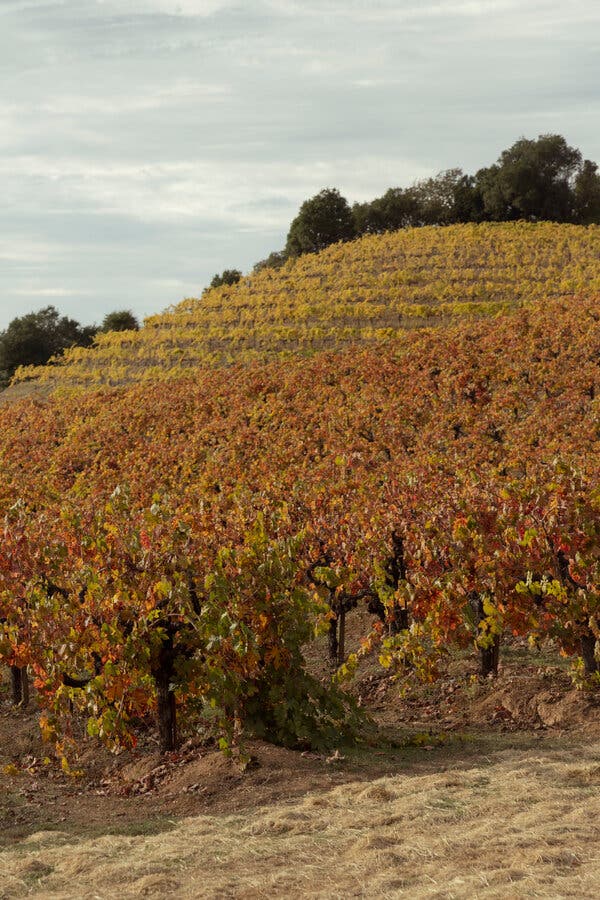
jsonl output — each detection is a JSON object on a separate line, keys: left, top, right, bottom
{"left": 446, "top": 173, "right": 484, "bottom": 223}
{"left": 253, "top": 250, "right": 288, "bottom": 274}
{"left": 210, "top": 269, "right": 242, "bottom": 289}
{"left": 252, "top": 134, "right": 599, "bottom": 272}
{"left": 0, "top": 306, "right": 95, "bottom": 388}
{"left": 353, "top": 188, "right": 422, "bottom": 235}
{"left": 573, "top": 160, "right": 600, "bottom": 225}
{"left": 353, "top": 171, "right": 483, "bottom": 237}
{"left": 408, "top": 168, "right": 470, "bottom": 225}
{"left": 100, "top": 310, "right": 139, "bottom": 333}
{"left": 475, "top": 134, "right": 582, "bottom": 222}
{"left": 285, "top": 188, "right": 356, "bottom": 257}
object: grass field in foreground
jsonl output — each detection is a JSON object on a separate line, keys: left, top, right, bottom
{"left": 3, "top": 735, "right": 600, "bottom": 899}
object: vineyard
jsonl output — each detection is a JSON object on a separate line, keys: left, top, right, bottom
{"left": 1, "top": 277, "right": 599, "bottom": 763}
{"left": 8, "top": 221, "right": 600, "bottom": 393}
{"left": 1, "top": 219, "right": 600, "bottom": 895}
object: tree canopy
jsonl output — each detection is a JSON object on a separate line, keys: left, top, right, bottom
{"left": 474, "top": 134, "right": 583, "bottom": 222}
{"left": 352, "top": 135, "right": 598, "bottom": 238}
{"left": 211, "top": 133, "right": 600, "bottom": 280}
{"left": 0, "top": 306, "right": 96, "bottom": 388}
{"left": 285, "top": 188, "right": 356, "bottom": 257}
{"left": 573, "top": 159, "right": 600, "bottom": 224}
{"left": 100, "top": 310, "right": 140, "bottom": 333}
{"left": 253, "top": 250, "right": 288, "bottom": 274}
{"left": 210, "top": 269, "right": 242, "bottom": 289}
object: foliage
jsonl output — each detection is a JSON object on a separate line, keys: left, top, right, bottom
{"left": 475, "top": 134, "right": 583, "bottom": 222}
{"left": 100, "top": 310, "right": 140, "bottom": 333}
{"left": 1, "top": 290, "right": 600, "bottom": 761}
{"left": 353, "top": 187, "right": 419, "bottom": 235}
{"left": 253, "top": 250, "right": 288, "bottom": 273}
{"left": 0, "top": 306, "right": 95, "bottom": 388}
{"left": 573, "top": 160, "right": 600, "bottom": 225}
{"left": 209, "top": 269, "right": 242, "bottom": 289}
{"left": 12, "top": 222, "right": 600, "bottom": 392}
{"left": 285, "top": 188, "right": 356, "bottom": 257}
{"left": 409, "top": 168, "right": 480, "bottom": 226}
{"left": 353, "top": 171, "right": 484, "bottom": 235}
{"left": 290, "top": 135, "right": 599, "bottom": 249}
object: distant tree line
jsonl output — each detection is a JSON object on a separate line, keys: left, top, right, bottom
{"left": 0, "top": 306, "right": 139, "bottom": 389}
{"left": 208, "top": 134, "right": 600, "bottom": 284}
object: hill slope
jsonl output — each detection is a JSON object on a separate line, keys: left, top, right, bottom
{"left": 1, "top": 291, "right": 599, "bottom": 755}
{"left": 9, "top": 221, "right": 600, "bottom": 394}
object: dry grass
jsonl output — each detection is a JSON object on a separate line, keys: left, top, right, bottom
{"left": 3, "top": 739, "right": 600, "bottom": 898}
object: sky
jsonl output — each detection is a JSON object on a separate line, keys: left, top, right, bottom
{"left": 1, "top": 0, "right": 599, "bottom": 330}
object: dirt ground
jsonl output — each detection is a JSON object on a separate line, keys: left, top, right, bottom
{"left": 2, "top": 639, "right": 600, "bottom": 897}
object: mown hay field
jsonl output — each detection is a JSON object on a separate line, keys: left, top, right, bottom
{"left": 3, "top": 737, "right": 600, "bottom": 899}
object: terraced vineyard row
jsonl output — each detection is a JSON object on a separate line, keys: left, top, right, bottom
{"left": 11, "top": 222, "right": 600, "bottom": 392}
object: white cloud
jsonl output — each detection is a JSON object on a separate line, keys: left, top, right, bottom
{"left": 95, "top": 0, "right": 233, "bottom": 15}
{"left": 0, "top": 153, "right": 432, "bottom": 230}
{"left": 13, "top": 287, "right": 89, "bottom": 297}
{"left": 0, "top": 239, "right": 64, "bottom": 265}
{"left": 0, "top": 0, "right": 598, "bottom": 329}
{"left": 38, "top": 82, "right": 230, "bottom": 116}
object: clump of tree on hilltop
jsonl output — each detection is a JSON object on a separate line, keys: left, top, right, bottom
{"left": 208, "top": 269, "right": 242, "bottom": 290}
{"left": 100, "top": 310, "right": 140, "bottom": 334}
{"left": 0, "top": 306, "right": 139, "bottom": 389}
{"left": 243, "top": 133, "right": 600, "bottom": 274}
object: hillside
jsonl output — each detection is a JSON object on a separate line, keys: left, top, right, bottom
{"left": 1, "top": 289, "right": 599, "bottom": 756}
{"left": 1, "top": 224, "right": 600, "bottom": 896}
{"left": 8, "top": 221, "right": 600, "bottom": 394}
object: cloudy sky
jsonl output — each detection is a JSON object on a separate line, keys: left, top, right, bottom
{"left": 1, "top": 0, "right": 599, "bottom": 329}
